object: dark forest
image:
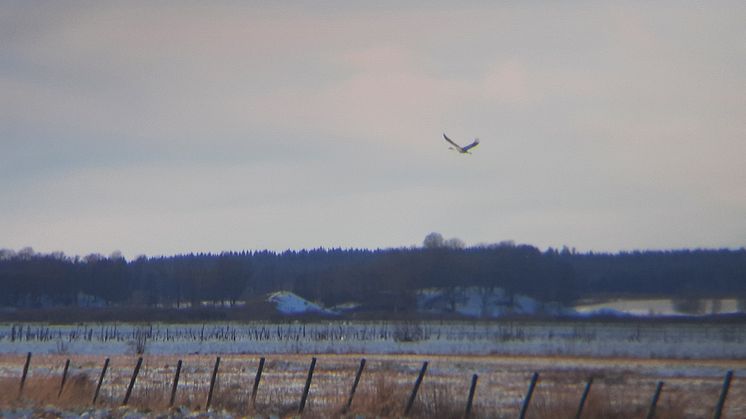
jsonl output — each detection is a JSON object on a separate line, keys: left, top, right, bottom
{"left": 1, "top": 241, "right": 744, "bottom": 313}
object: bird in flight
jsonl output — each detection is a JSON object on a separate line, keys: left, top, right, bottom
{"left": 443, "top": 133, "right": 480, "bottom": 154}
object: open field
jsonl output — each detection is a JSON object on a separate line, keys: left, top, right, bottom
{"left": 2, "top": 319, "right": 746, "bottom": 358}
{"left": 0, "top": 353, "right": 743, "bottom": 418}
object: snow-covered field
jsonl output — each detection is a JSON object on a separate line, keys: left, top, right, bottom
{"left": 1, "top": 319, "right": 744, "bottom": 417}
{"left": 1, "top": 320, "right": 745, "bottom": 359}
{"left": 2, "top": 310, "right": 744, "bottom": 416}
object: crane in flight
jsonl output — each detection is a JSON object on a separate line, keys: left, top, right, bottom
{"left": 443, "top": 133, "right": 480, "bottom": 154}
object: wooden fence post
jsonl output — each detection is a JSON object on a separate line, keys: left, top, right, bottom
{"left": 464, "top": 374, "right": 478, "bottom": 418}
{"left": 645, "top": 381, "right": 664, "bottom": 419}
{"left": 404, "top": 361, "right": 429, "bottom": 416}
{"left": 169, "top": 360, "right": 182, "bottom": 407}
{"left": 92, "top": 358, "right": 110, "bottom": 405}
{"left": 18, "top": 352, "right": 31, "bottom": 398}
{"left": 205, "top": 356, "right": 221, "bottom": 410}
{"left": 122, "top": 357, "right": 143, "bottom": 405}
{"left": 575, "top": 377, "right": 594, "bottom": 419}
{"left": 713, "top": 370, "right": 734, "bottom": 419}
{"left": 519, "top": 372, "right": 539, "bottom": 419}
{"left": 250, "top": 357, "right": 265, "bottom": 409}
{"left": 345, "top": 358, "right": 366, "bottom": 412}
{"left": 298, "top": 357, "right": 317, "bottom": 414}
{"left": 58, "top": 359, "right": 70, "bottom": 398}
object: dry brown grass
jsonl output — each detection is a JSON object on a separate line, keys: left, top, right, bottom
{"left": 208, "top": 377, "right": 252, "bottom": 414}
{"left": 0, "top": 372, "right": 96, "bottom": 409}
{"left": 346, "top": 371, "right": 405, "bottom": 417}
{"left": 127, "top": 381, "right": 170, "bottom": 410}
{"left": 342, "top": 372, "right": 469, "bottom": 419}
{"left": 525, "top": 380, "right": 700, "bottom": 419}
{"left": 414, "top": 382, "right": 467, "bottom": 419}
{"left": 653, "top": 387, "right": 698, "bottom": 419}
{"left": 0, "top": 374, "right": 722, "bottom": 419}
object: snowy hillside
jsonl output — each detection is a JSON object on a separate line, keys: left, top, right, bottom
{"left": 266, "top": 291, "right": 338, "bottom": 315}
{"left": 264, "top": 289, "right": 742, "bottom": 319}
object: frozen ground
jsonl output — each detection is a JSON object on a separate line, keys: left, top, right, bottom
{"left": 1, "top": 320, "right": 745, "bottom": 359}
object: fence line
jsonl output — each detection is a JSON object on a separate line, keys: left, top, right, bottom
{"left": 57, "top": 358, "right": 70, "bottom": 398}
{"left": 122, "top": 357, "right": 143, "bottom": 405}
{"left": 205, "top": 356, "right": 221, "bottom": 410}
{"left": 518, "top": 372, "right": 539, "bottom": 419}
{"left": 464, "top": 373, "right": 478, "bottom": 418}
{"left": 169, "top": 359, "right": 182, "bottom": 407}
{"left": 404, "top": 361, "right": 428, "bottom": 416}
{"left": 575, "top": 376, "right": 593, "bottom": 419}
{"left": 92, "top": 357, "right": 109, "bottom": 405}
{"left": 250, "top": 356, "right": 265, "bottom": 409}
{"left": 713, "top": 370, "right": 734, "bottom": 419}
{"left": 298, "top": 357, "right": 317, "bottom": 414}
{"left": 345, "top": 358, "right": 366, "bottom": 412}
{"left": 5, "top": 353, "right": 738, "bottom": 417}
{"left": 17, "top": 352, "right": 31, "bottom": 399}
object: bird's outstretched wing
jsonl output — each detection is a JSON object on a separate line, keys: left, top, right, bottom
{"left": 462, "top": 138, "right": 480, "bottom": 152}
{"left": 443, "top": 133, "right": 463, "bottom": 150}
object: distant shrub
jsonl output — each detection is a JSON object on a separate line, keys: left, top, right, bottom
{"left": 127, "top": 326, "right": 149, "bottom": 355}
{"left": 53, "top": 339, "right": 69, "bottom": 355}
{"left": 393, "top": 322, "right": 425, "bottom": 342}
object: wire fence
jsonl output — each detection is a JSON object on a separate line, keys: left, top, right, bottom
{"left": 3, "top": 352, "right": 739, "bottom": 418}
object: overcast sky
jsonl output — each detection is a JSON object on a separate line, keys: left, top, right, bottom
{"left": 2, "top": 2, "right": 745, "bottom": 258}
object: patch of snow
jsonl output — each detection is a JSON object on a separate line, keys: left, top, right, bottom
{"left": 574, "top": 308, "right": 633, "bottom": 318}
{"left": 266, "top": 291, "right": 337, "bottom": 315}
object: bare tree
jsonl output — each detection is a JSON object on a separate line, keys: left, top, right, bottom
{"left": 423, "top": 232, "right": 445, "bottom": 249}
{"left": 444, "top": 238, "right": 465, "bottom": 249}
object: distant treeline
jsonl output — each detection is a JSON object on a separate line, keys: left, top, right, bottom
{"left": 1, "top": 242, "right": 745, "bottom": 311}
